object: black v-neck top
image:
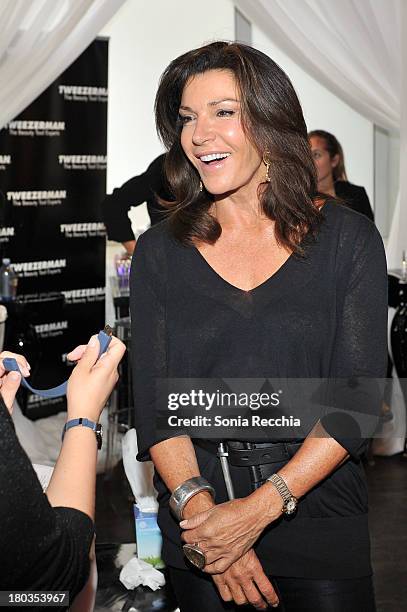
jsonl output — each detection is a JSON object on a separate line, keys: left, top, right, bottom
{"left": 130, "top": 201, "right": 387, "bottom": 578}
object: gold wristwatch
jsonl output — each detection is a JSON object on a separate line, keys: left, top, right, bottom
{"left": 267, "top": 473, "right": 298, "bottom": 515}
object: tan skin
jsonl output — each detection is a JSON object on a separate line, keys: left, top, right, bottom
{"left": 123, "top": 239, "right": 136, "bottom": 255}
{"left": 150, "top": 71, "right": 349, "bottom": 610}
{"left": 309, "top": 135, "right": 339, "bottom": 197}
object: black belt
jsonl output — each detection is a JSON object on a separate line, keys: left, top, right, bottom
{"left": 194, "top": 440, "right": 303, "bottom": 467}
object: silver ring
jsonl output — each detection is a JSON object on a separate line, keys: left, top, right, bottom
{"left": 183, "top": 543, "right": 206, "bottom": 570}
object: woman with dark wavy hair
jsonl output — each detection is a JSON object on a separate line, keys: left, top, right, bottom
{"left": 130, "top": 42, "right": 387, "bottom": 611}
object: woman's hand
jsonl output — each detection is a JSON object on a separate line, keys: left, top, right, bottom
{"left": 67, "top": 334, "right": 125, "bottom": 421}
{"left": 0, "top": 351, "right": 31, "bottom": 413}
{"left": 212, "top": 549, "right": 279, "bottom": 610}
{"left": 181, "top": 490, "right": 283, "bottom": 573}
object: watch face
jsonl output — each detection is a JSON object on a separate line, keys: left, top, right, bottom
{"left": 285, "top": 498, "right": 297, "bottom": 515}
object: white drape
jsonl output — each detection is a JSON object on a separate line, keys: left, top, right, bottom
{"left": 0, "top": 0, "right": 125, "bottom": 130}
{"left": 236, "top": 0, "right": 406, "bottom": 267}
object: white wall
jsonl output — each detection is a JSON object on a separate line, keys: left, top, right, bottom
{"left": 251, "top": 25, "right": 374, "bottom": 203}
{"left": 374, "top": 128, "right": 400, "bottom": 238}
{"left": 101, "top": 0, "right": 235, "bottom": 232}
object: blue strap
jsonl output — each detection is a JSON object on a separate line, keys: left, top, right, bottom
{"left": 62, "top": 417, "right": 103, "bottom": 449}
{"left": 2, "top": 327, "right": 112, "bottom": 399}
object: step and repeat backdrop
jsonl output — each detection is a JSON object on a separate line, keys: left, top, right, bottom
{"left": 0, "top": 39, "right": 108, "bottom": 418}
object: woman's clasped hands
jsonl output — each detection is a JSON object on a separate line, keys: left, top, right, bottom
{"left": 180, "top": 492, "right": 283, "bottom": 609}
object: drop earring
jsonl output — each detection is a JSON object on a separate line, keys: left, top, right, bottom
{"left": 263, "top": 151, "right": 271, "bottom": 183}
{"left": 199, "top": 180, "right": 203, "bottom": 192}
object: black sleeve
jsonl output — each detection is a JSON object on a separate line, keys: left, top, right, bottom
{"left": 355, "top": 187, "right": 374, "bottom": 222}
{"left": 0, "top": 399, "right": 94, "bottom": 598}
{"left": 130, "top": 230, "right": 174, "bottom": 461}
{"left": 101, "top": 175, "right": 149, "bottom": 242}
{"left": 321, "top": 223, "right": 388, "bottom": 458}
{"left": 101, "top": 154, "right": 166, "bottom": 242}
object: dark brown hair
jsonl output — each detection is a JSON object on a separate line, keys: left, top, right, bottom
{"left": 155, "top": 41, "right": 322, "bottom": 251}
{"left": 308, "top": 129, "right": 348, "bottom": 182}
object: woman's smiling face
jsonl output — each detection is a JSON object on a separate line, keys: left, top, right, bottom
{"left": 178, "top": 69, "right": 264, "bottom": 196}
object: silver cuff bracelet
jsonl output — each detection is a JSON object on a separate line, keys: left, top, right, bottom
{"left": 169, "top": 476, "right": 215, "bottom": 522}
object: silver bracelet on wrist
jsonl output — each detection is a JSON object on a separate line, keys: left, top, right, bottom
{"left": 169, "top": 476, "right": 215, "bottom": 522}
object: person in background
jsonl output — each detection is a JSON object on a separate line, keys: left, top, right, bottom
{"left": 0, "top": 335, "right": 125, "bottom": 609}
{"left": 101, "top": 154, "right": 172, "bottom": 255}
{"left": 309, "top": 129, "right": 374, "bottom": 221}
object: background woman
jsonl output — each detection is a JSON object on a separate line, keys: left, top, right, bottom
{"left": 131, "top": 42, "right": 387, "bottom": 611}
{"left": 308, "top": 129, "right": 374, "bottom": 221}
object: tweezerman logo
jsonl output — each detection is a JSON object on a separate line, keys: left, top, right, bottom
{"left": 35, "top": 321, "right": 68, "bottom": 335}
{"left": 61, "top": 287, "right": 105, "bottom": 303}
{"left": 12, "top": 259, "right": 66, "bottom": 278}
{"left": 58, "top": 155, "right": 107, "bottom": 170}
{"left": 0, "top": 155, "right": 11, "bottom": 169}
{"left": 0, "top": 226, "right": 14, "bottom": 243}
{"left": 7, "top": 190, "right": 66, "bottom": 207}
{"left": 60, "top": 222, "right": 105, "bottom": 238}
{"left": 0, "top": 227, "right": 14, "bottom": 237}
{"left": 13, "top": 260, "right": 66, "bottom": 272}
{"left": 60, "top": 222, "right": 105, "bottom": 233}
{"left": 7, "top": 190, "right": 66, "bottom": 201}
{"left": 8, "top": 121, "right": 65, "bottom": 131}
{"left": 58, "top": 155, "right": 106, "bottom": 164}
{"left": 58, "top": 85, "right": 108, "bottom": 102}
{"left": 7, "top": 121, "right": 65, "bottom": 137}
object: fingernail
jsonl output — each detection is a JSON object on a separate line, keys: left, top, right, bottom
{"left": 88, "top": 335, "right": 97, "bottom": 347}
{"left": 179, "top": 520, "right": 187, "bottom": 528}
{"left": 10, "top": 371, "right": 20, "bottom": 380}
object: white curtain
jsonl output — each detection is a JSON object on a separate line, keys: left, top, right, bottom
{"left": 236, "top": 0, "right": 406, "bottom": 267}
{"left": 0, "top": 0, "right": 126, "bottom": 130}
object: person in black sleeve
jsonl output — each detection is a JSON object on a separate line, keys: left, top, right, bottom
{"left": 130, "top": 42, "right": 387, "bottom": 611}
{"left": 0, "top": 336, "right": 125, "bottom": 610}
{"left": 309, "top": 129, "right": 374, "bottom": 221}
{"left": 101, "top": 154, "right": 172, "bottom": 255}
